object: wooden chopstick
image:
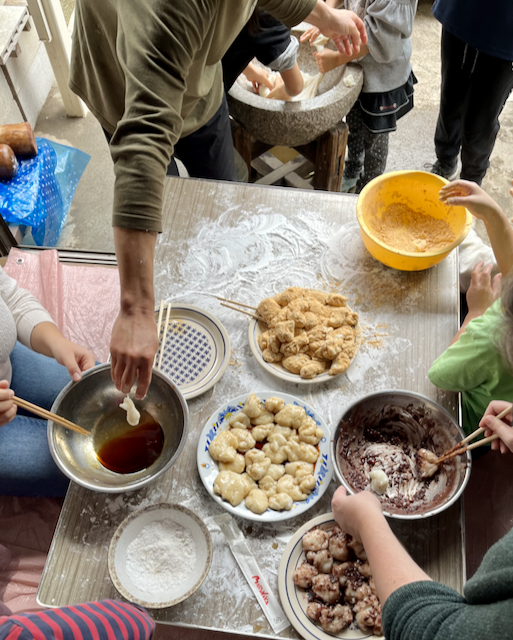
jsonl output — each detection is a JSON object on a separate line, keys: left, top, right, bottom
{"left": 436, "top": 405, "right": 512, "bottom": 464}
{"left": 153, "top": 299, "right": 165, "bottom": 366}
{"left": 216, "top": 296, "right": 258, "bottom": 311}
{"left": 157, "top": 302, "right": 172, "bottom": 370}
{"left": 220, "top": 301, "right": 265, "bottom": 322}
{"left": 13, "top": 396, "right": 89, "bottom": 436}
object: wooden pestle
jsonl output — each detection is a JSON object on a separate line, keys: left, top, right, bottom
{"left": 0, "top": 144, "right": 19, "bottom": 180}
{"left": 0, "top": 123, "right": 38, "bottom": 158}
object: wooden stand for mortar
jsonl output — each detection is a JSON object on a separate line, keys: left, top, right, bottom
{"left": 231, "top": 118, "right": 348, "bottom": 192}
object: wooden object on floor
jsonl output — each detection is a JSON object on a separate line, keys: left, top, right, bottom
{"left": 231, "top": 118, "right": 348, "bottom": 192}
{"left": 0, "top": 123, "right": 37, "bottom": 158}
{"left": 0, "top": 144, "right": 18, "bottom": 179}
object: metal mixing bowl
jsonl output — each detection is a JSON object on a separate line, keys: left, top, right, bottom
{"left": 331, "top": 390, "right": 471, "bottom": 519}
{"left": 48, "top": 364, "right": 189, "bottom": 492}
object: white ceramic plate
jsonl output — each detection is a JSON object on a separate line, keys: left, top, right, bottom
{"left": 248, "top": 320, "right": 359, "bottom": 385}
{"left": 197, "top": 391, "right": 332, "bottom": 522}
{"left": 108, "top": 503, "right": 213, "bottom": 608}
{"left": 278, "top": 513, "right": 383, "bottom": 640}
{"left": 154, "top": 304, "right": 230, "bottom": 399}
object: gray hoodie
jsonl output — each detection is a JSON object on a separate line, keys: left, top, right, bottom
{"left": 348, "top": 0, "right": 417, "bottom": 93}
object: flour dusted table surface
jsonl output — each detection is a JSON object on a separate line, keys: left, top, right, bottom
{"left": 38, "top": 177, "right": 464, "bottom": 638}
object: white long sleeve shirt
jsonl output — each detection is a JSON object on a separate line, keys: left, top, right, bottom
{"left": 0, "top": 266, "right": 55, "bottom": 383}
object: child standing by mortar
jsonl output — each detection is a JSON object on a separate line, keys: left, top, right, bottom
{"left": 302, "top": 0, "right": 417, "bottom": 193}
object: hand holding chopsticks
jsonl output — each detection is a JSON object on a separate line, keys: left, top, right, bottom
{"left": 435, "top": 404, "right": 512, "bottom": 465}
{"left": 13, "top": 396, "right": 89, "bottom": 436}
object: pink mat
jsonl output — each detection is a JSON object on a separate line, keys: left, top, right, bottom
{"left": 1, "top": 249, "right": 120, "bottom": 613}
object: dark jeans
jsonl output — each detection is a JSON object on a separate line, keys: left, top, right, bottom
{"left": 435, "top": 29, "right": 513, "bottom": 184}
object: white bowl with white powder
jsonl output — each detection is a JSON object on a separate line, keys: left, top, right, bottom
{"left": 108, "top": 503, "right": 212, "bottom": 608}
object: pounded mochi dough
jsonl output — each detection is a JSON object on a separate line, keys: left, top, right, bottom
{"left": 251, "top": 410, "right": 275, "bottom": 425}
{"left": 265, "top": 397, "right": 285, "bottom": 413}
{"left": 269, "top": 492, "right": 294, "bottom": 511}
{"left": 277, "top": 474, "right": 308, "bottom": 501}
{"left": 229, "top": 412, "right": 250, "bottom": 429}
{"left": 219, "top": 453, "right": 245, "bottom": 474}
{"left": 242, "top": 392, "right": 263, "bottom": 418}
{"left": 267, "top": 463, "right": 286, "bottom": 480}
{"left": 231, "top": 427, "right": 256, "bottom": 452}
{"left": 258, "top": 474, "right": 278, "bottom": 497}
{"left": 214, "top": 470, "right": 250, "bottom": 506}
{"left": 369, "top": 468, "right": 389, "bottom": 494}
{"left": 252, "top": 423, "right": 274, "bottom": 442}
{"left": 209, "top": 430, "right": 238, "bottom": 463}
{"left": 245, "top": 489, "right": 269, "bottom": 514}
{"left": 285, "top": 461, "right": 314, "bottom": 478}
{"left": 263, "top": 434, "right": 288, "bottom": 464}
{"left": 245, "top": 448, "right": 272, "bottom": 481}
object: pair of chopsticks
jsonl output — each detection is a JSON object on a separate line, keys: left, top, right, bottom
{"left": 154, "top": 300, "right": 172, "bottom": 370}
{"left": 13, "top": 396, "right": 89, "bottom": 436}
{"left": 217, "top": 296, "right": 265, "bottom": 322}
{"left": 435, "top": 405, "right": 512, "bottom": 465}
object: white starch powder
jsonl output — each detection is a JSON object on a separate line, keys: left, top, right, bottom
{"left": 125, "top": 518, "right": 196, "bottom": 594}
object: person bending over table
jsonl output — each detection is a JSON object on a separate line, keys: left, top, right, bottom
{"left": 332, "top": 401, "right": 513, "bottom": 639}
{"left": 69, "top": 0, "right": 367, "bottom": 401}
{"left": 0, "top": 266, "right": 95, "bottom": 497}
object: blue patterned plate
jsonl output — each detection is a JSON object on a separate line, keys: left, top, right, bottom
{"left": 197, "top": 391, "right": 333, "bottom": 522}
{"left": 154, "top": 305, "right": 230, "bottom": 400}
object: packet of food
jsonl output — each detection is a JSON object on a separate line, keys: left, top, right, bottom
{"left": 214, "top": 513, "right": 290, "bottom": 634}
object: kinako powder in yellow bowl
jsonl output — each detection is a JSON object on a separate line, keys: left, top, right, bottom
{"left": 356, "top": 170, "right": 473, "bottom": 271}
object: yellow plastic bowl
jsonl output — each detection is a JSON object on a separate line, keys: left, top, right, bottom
{"left": 356, "top": 170, "right": 473, "bottom": 271}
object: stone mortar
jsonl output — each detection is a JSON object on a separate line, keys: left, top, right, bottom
{"left": 227, "top": 28, "right": 363, "bottom": 148}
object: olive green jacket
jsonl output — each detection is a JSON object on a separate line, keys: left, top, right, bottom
{"left": 70, "top": 0, "right": 315, "bottom": 232}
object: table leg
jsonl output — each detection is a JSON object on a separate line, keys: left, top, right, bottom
{"left": 312, "top": 121, "right": 348, "bottom": 192}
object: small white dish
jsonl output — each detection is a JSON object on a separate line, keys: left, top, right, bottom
{"left": 278, "top": 512, "right": 382, "bottom": 640}
{"left": 248, "top": 319, "right": 359, "bottom": 385}
{"left": 197, "top": 390, "right": 333, "bottom": 522}
{"left": 154, "top": 304, "right": 230, "bottom": 399}
{"left": 108, "top": 503, "right": 213, "bottom": 608}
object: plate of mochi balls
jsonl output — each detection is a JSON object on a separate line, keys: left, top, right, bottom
{"left": 197, "top": 391, "right": 333, "bottom": 522}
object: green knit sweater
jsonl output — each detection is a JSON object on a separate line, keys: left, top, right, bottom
{"left": 383, "top": 528, "right": 513, "bottom": 639}
{"left": 69, "top": 0, "right": 315, "bottom": 234}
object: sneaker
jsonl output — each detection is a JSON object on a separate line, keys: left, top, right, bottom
{"left": 424, "top": 159, "right": 459, "bottom": 181}
{"left": 340, "top": 175, "right": 359, "bottom": 193}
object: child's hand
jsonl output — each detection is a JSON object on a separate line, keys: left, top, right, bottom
{"left": 266, "top": 75, "right": 291, "bottom": 101}
{"left": 242, "top": 63, "right": 273, "bottom": 93}
{"left": 466, "top": 260, "right": 501, "bottom": 317}
{"left": 331, "top": 486, "right": 383, "bottom": 542}
{"left": 300, "top": 25, "right": 322, "bottom": 44}
{"left": 480, "top": 401, "right": 513, "bottom": 454}
{"left": 314, "top": 48, "right": 347, "bottom": 73}
{"left": 439, "top": 179, "right": 504, "bottom": 223}
{"left": 0, "top": 380, "right": 16, "bottom": 428}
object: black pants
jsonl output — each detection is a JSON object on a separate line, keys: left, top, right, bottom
{"left": 104, "top": 94, "right": 237, "bottom": 182}
{"left": 167, "top": 94, "right": 236, "bottom": 181}
{"left": 435, "top": 29, "right": 513, "bottom": 185}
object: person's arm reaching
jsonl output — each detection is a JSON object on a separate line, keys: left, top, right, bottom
{"left": 30, "top": 323, "right": 96, "bottom": 381}
{"left": 111, "top": 227, "right": 158, "bottom": 400}
{"left": 439, "top": 179, "right": 513, "bottom": 277}
{"left": 331, "top": 488, "right": 431, "bottom": 604}
{"left": 448, "top": 260, "right": 501, "bottom": 346}
{"left": 304, "top": 1, "right": 367, "bottom": 56}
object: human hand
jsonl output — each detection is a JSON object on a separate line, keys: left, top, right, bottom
{"left": 466, "top": 260, "right": 501, "bottom": 317}
{"left": 242, "top": 63, "right": 273, "bottom": 92}
{"left": 324, "top": 10, "right": 367, "bottom": 56}
{"left": 267, "top": 75, "right": 293, "bottom": 101}
{"left": 110, "top": 309, "right": 158, "bottom": 400}
{"left": 331, "top": 486, "right": 383, "bottom": 542}
{"left": 50, "top": 336, "right": 96, "bottom": 382}
{"left": 479, "top": 401, "right": 513, "bottom": 454}
{"left": 314, "top": 48, "right": 347, "bottom": 73}
{"left": 0, "top": 380, "right": 16, "bottom": 427}
{"left": 300, "top": 25, "right": 322, "bottom": 44}
{"left": 439, "top": 180, "right": 504, "bottom": 223}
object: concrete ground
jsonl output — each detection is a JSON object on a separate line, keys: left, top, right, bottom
{"left": 34, "top": 0, "right": 513, "bottom": 255}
